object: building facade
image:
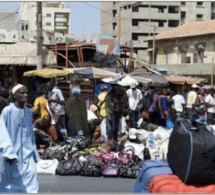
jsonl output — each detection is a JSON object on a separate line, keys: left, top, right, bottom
{"left": 101, "top": 1, "right": 214, "bottom": 59}
{"left": 21, "top": 2, "right": 70, "bottom": 34}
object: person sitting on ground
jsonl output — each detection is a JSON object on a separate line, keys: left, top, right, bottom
{"left": 33, "top": 115, "right": 58, "bottom": 149}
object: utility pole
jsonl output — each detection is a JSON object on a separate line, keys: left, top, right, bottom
{"left": 37, "top": 2, "right": 43, "bottom": 69}
{"left": 152, "top": 24, "right": 157, "bottom": 69}
{"left": 116, "top": 6, "right": 121, "bottom": 73}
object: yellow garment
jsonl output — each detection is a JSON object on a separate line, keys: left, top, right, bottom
{"left": 97, "top": 91, "right": 107, "bottom": 117}
{"left": 187, "top": 91, "right": 197, "bottom": 108}
{"left": 32, "top": 97, "right": 49, "bottom": 120}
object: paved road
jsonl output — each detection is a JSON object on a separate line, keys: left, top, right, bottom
{"left": 39, "top": 175, "right": 136, "bottom": 193}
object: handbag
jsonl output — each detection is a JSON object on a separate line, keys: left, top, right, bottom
{"left": 118, "top": 146, "right": 135, "bottom": 164}
{"left": 80, "top": 163, "right": 102, "bottom": 177}
{"left": 102, "top": 159, "right": 122, "bottom": 177}
{"left": 56, "top": 157, "right": 82, "bottom": 176}
{"left": 36, "top": 159, "right": 59, "bottom": 175}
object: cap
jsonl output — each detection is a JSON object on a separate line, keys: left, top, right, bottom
{"left": 128, "top": 128, "right": 137, "bottom": 139}
{"left": 191, "top": 84, "right": 199, "bottom": 89}
{"left": 130, "top": 82, "right": 137, "bottom": 89}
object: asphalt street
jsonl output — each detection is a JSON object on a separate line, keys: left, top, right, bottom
{"left": 39, "top": 175, "right": 136, "bottom": 193}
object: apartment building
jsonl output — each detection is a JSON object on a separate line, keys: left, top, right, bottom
{"left": 101, "top": 1, "right": 214, "bottom": 59}
{"left": 21, "top": 2, "right": 70, "bottom": 34}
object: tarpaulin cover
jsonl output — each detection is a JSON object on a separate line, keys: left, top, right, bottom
{"left": 0, "top": 43, "right": 56, "bottom": 66}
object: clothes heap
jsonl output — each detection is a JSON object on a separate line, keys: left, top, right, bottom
{"left": 133, "top": 117, "right": 215, "bottom": 193}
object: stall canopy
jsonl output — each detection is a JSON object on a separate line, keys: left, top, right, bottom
{"left": 0, "top": 42, "right": 56, "bottom": 66}
{"left": 65, "top": 67, "right": 115, "bottom": 79}
{"left": 164, "top": 75, "right": 207, "bottom": 85}
{"left": 24, "top": 68, "right": 70, "bottom": 78}
{"left": 130, "top": 66, "right": 168, "bottom": 87}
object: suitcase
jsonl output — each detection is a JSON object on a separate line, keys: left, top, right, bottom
{"left": 168, "top": 118, "right": 215, "bottom": 184}
{"left": 133, "top": 160, "right": 173, "bottom": 193}
{"left": 149, "top": 174, "right": 215, "bottom": 193}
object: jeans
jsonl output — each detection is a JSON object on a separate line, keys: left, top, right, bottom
{"left": 56, "top": 115, "right": 66, "bottom": 142}
{"left": 100, "top": 117, "right": 110, "bottom": 142}
{"left": 129, "top": 110, "right": 139, "bottom": 129}
{"left": 108, "top": 112, "right": 121, "bottom": 141}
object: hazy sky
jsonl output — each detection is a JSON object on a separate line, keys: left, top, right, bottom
{"left": 0, "top": 1, "right": 101, "bottom": 36}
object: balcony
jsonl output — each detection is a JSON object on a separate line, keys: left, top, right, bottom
{"left": 55, "top": 18, "right": 68, "bottom": 22}
{"left": 55, "top": 26, "right": 68, "bottom": 30}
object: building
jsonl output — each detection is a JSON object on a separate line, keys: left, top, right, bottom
{"left": 101, "top": 1, "right": 215, "bottom": 59}
{"left": 145, "top": 20, "right": 215, "bottom": 78}
{"left": 21, "top": 2, "right": 70, "bottom": 34}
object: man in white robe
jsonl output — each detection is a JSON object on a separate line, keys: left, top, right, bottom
{"left": 0, "top": 84, "right": 40, "bottom": 193}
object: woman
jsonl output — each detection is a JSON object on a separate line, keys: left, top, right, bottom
{"left": 32, "top": 87, "right": 49, "bottom": 121}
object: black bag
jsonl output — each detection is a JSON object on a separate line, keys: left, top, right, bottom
{"left": 80, "top": 163, "right": 102, "bottom": 177}
{"left": 119, "top": 157, "right": 143, "bottom": 178}
{"left": 167, "top": 118, "right": 215, "bottom": 184}
{"left": 56, "top": 157, "right": 82, "bottom": 176}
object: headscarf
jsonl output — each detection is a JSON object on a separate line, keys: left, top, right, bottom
{"left": 71, "top": 86, "right": 81, "bottom": 95}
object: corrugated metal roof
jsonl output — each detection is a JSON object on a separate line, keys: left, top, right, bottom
{"left": 146, "top": 20, "right": 215, "bottom": 41}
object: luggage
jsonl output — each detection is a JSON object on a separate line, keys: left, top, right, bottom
{"left": 133, "top": 160, "right": 173, "bottom": 193}
{"left": 36, "top": 159, "right": 59, "bottom": 175}
{"left": 149, "top": 174, "right": 215, "bottom": 193}
{"left": 168, "top": 118, "right": 215, "bottom": 184}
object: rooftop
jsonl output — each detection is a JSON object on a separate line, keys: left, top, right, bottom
{"left": 146, "top": 20, "right": 215, "bottom": 41}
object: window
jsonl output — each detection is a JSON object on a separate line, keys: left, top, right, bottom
{"left": 132, "top": 6, "right": 139, "bottom": 12}
{"left": 46, "top": 13, "right": 51, "bottom": 17}
{"left": 168, "top": 20, "right": 179, "bottom": 27}
{"left": 112, "top": 22, "right": 117, "bottom": 30}
{"left": 197, "top": 2, "right": 203, "bottom": 7}
{"left": 46, "top": 22, "right": 51, "bottom": 26}
{"left": 113, "top": 10, "right": 117, "bottom": 17}
{"left": 196, "top": 14, "right": 203, "bottom": 20}
{"left": 55, "top": 22, "right": 65, "bottom": 26}
{"left": 181, "top": 2, "right": 186, "bottom": 6}
{"left": 26, "top": 25, "right": 28, "bottom": 31}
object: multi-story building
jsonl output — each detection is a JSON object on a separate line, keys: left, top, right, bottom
{"left": 21, "top": 2, "right": 70, "bottom": 34}
{"left": 101, "top": 1, "right": 215, "bottom": 59}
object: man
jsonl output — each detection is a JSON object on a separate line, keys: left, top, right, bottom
{"left": 126, "top": 82, "right": 142, "bottom": 128}
{"left": 172, "top": 89, "right": 186, "bottom": 117}
{"left": 0, "top": 84, "right": 39, "bottom": 193}
{"left": 205, "top": 88, "right": 215, "bottom": 124}
{"left": 46, "top": 80, "right": 65, "bottom": 141}
{"left": 186, "top": 84, "right": 199, "bottom": 120}
{"left": 97, "top": 85, "right": 109, "bottom": 142}
{"left": 34, "top": 115, "right": 58, "bottom": 149}
{"left": 65, "top": 86, "right": 89, "bottom": 137}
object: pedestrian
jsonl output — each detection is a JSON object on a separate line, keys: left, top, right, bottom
{"left": 205, "top": 88, "right": 215, "bottom": 124}
{"left": 46, "top": 80, "right": 65, "bottom": 141}
{"left": 65, "top": 86, "right": 89, "bottom": 137}
{"left": 172, "top": 89, "right": 186, "bottom": 118}
{"left": 33, "top": 115, "right": 58, "bottom": 149}
{"left": 195, "top": 87, "right": 207, "bottom": 121}
{"left": 0, "top": 84, "right": 39, "bottom": 193}
{"left": 97, "top": 85, "right": 109, "bottom": 142}
{"left": 186, "top": 84, "right": 199, "bottom": 120}
{"left": 126, "top": 82, "right": 142, "bottom": 129}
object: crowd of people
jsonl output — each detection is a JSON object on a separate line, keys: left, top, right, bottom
{"left": 1, "top": 79, "right": 215, "bottom": 192}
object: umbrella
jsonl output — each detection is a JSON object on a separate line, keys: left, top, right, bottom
{"left": 65, "top": 67, "right": 115, "bottom": 79}
{"left": 130, "top": 67, "right": 168, "bottom": 87}
{"left": 164, "top": 75, "right": 207, "bottom": 85}
{"left": 23, "top": 68, "right": 70, "bottom": 78}
{"left": 117, "top": 75, "right": 138, "bottom": 86}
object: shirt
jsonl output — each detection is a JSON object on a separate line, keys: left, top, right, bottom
{"left": 205, "top": 94, "right": 215, "bottom": 113}
{"left": 98, "top": 91, "right": 107, "bottom": 117}
{"left": 126, "top": 88, "right": 143, "bottom": 110}
{"left": 48, "top": 88, "right": 65, "bottom": 116}
{"left": 172, "top": 94, "right": 185, "bottom": 112}
{"left": 149, "top": 94, "right": 160, "bottom": 112}
{"left": 187, "top": 91, "right": 197, "bottom": 108}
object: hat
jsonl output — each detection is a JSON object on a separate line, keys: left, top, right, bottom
{"left": 101, "top": 85, "right": 108, "bottom": 90}
{"left": 128, "top": 128, "right": 137, "bottom": 139}
{"left": 130, "top": 82, "right": 137, "bottom": 89}
{"left": 191, "top": 84, "right": 199, "bottom": 89}
{"left": 71, "top": 86, "right": 81, "bottom": 95}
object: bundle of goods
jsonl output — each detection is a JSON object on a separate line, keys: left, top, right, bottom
{"left": 133, "top": 118, "right": 215, "bottom": 193}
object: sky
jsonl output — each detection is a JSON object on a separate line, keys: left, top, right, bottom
{"left": 0, "top": 1, "right": 101, "bottom": 36}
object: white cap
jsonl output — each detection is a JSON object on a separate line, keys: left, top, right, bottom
{"left": 130, "top": 82, "right": 137, "bottom": 89}
{"left": 128, "top": 128, "right": 137, "bottom": 139}
{"left": 191, "top": 84, "right": 199, "bottom": 89}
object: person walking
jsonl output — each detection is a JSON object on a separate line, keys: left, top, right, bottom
{"left": 0, "top": 84, "right": 39, "bottom": 193}
{"left": 126, "top": 82, "right": 142, "bottom": 129}
{"left": 172, "top": 89, "right": 186, "bottom": 118}
{"left": 205, "top": 88, "right": 215, "bottom": 124}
